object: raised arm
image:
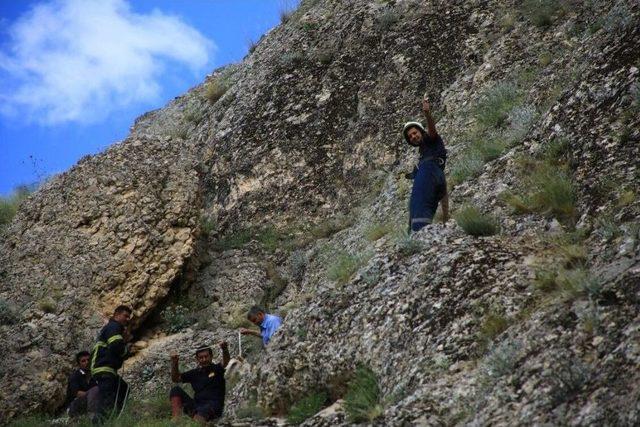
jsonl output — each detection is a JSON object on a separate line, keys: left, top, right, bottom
{"left": 170, "top": 351, "right": 182, "bottom": 383}
{"left": 422, "top": 98, "right": 438, "bottom": 138}
{"left": 219, "top": 341, "right": 230, "bottom": 368}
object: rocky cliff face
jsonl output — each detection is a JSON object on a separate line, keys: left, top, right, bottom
{"left": 1, "top": 0, "right": 639, "bottom": 425}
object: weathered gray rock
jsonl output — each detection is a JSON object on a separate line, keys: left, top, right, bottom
{"left": 1, "top": 0, "right": 639, "bottom": 425}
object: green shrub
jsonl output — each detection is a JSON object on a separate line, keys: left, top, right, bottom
{"left": 326, "top": 251, "right": 367, "bottom": 285}
{"left": 538, "top": 51, "right": 552, "bottom": 66}
{"left": 479, "top": 312, "right": 510, "bottom": 342}
{"left": 395, "top": 235, "right": 425, "bottom": 256}
{"left": 507, "top": 105, "right": 538, "bottom": 142}
{"left": 481, "top": 339, "right": 520, "bottom": 380}
{"left": 310, "top": 215, "right": 354, "bottom": 238}
{"left": 475, "top": 136, "right": 507, "bottom": 162}
{"left": 313, "top": 48, "right": 335, "bottom": 65}
{"left": 474, "top": 82, "right": 521, "bottom": 128}
{"left": 204, "top": 80, "right": 228, "bottom": 104}
{"left": 361, "top": 265, "right": 381, "bottom": 286}
{"left": 529, "top": 164, "right": 575, "bottom": 221}
{"left": 287, "top": 391, "right": 327, "bottom": 424}
{"left": 281, "top": 51, "right": 305, "bottom": 67}
{"left": 183, "top": 106, "right": 204, "bottom": 125}
{"left": 0, "top": 298, "right": 19, "bottom": 325}
{"left": 289, "top": 250, "right": 308, "bottom": 282}
{"left": 455, "top": 206, "right": 499, "bottom": 236}
{"left": 364, "top": 222, "right": 393, "bottom": 242}
{"left": 162, "top": 305, "right": 194, "bottom": 333}
{"left": 501, "top": 191, "right": 533, "bottom": 214}
{"left": 200, "top": 216, "right": 216, "bottom": 236}
{"left": 521, "top": 0, "right": 562, "bottom": 28}
{"left": 344, "top": 365, "right": 383, "bottom": 423}
{"left": 170, "top": 124, "right": 189, "bottom": 140}
{"left": 8, "top": 414, "right": 51, "bottom": 427}
{"left": 449, "top": 150, "right": 485, "bottom": 185}
{"left": 556, "top": 268, "right": 600, "bottom": 300}
{"left": 0, "top": 186, "right": 31, "bottom": 231}
{"left": 38, "top": 298, "right": 57, "bottom": 314}
{"left": 376, "top": 9, "right": 400, "bottom": 30}
{"left": 211, "top": 228, "right": 253, "bottom": 251}
{"left": 279, "top": 3, "right": 296, "bottom": 23}
{"left": 543, "top": 137, "right": 570, "bottom": 161}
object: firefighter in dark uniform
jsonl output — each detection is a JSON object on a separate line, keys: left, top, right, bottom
{"left": 90, "top": 305, "right": 132, "bottom": 423}
{"left": 169, "top": 342, "right": 230, "bottom": 424}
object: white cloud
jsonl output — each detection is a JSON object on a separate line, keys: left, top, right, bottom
{"left": 0, "top": 0, "right": 214, "bottom": 125}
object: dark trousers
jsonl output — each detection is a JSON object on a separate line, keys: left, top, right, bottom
{"left": 67, "top": 386, "right": 99, "bottom": 417}
{"left": 170, "top": 386, "right": 223, "bottom": 421}
{"left": 93, "top": 374, "right": 128, "bottom": 423}
{"left": 409, "top": 160, "right": 446, "bottom": 232}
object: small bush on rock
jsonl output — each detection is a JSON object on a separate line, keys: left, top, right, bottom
{"left": 162, "top": 305, "right": 194, "bottom": 333}
{"left": 344, "top": 365, "right": 383, "bottom": 423}
{"left": 0, "top": 185, "right": 31, "bottom": 231}
{"left": 521, "top": 0, "right": 562, "bottom": 29}
{"left": 455, "top": 206, "right": 499, "bottom": 237}
{"left": 287, "top": 391, "right": 327, "bottom": 425}
{"left": 449, "top": 150, "right": 485, "bottom": 185}
{"left": 474, "top": 82, "right": 521, "bottom": 128}
{"left": 395, "top": 235, "right": 425, "bottom": 256}
{"left": 529, "top": 164, "right": 576, "bottom": 221}
{"left": 364, "top": 222, "right": 393, "bottom": 242}
{"left": 204, "top": 80, "right": 228, "bottom": 104}
{"left": 0, "top": 298, "right": 19, "bottom": 325}
{"left": 327, "top": 251, "right": 367, "bottom": 285}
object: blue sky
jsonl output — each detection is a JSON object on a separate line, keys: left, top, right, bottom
{"left": 0, "top": 0, "right": 299, "bottom": 195}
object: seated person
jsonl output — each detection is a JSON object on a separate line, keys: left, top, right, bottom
{"left": 240, "top": 305, "right": 282, "bottom": 346}
{"left": 169, "top": 342, "right": 229, "bottom": 424}
{"left": 65, "top": 350, "right": 97, "bottom": 417}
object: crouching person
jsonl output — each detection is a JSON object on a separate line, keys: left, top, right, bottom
{"left": 65, "top": 351, "right": 98, "bottom": 417}
{"left": 169, "top": 341, "right": 230, "bottom": 424}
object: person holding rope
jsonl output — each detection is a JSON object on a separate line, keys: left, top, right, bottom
{"left": 239, "top": 305, "right": 282, "bottom": 346}
{"left": 403, "top": 96, "right": 449, "bottom": 232}
{"left": 169, "top": 341, "right": 230, "bottom": 424}
{"left": 90, "top": 305, "right": 132, "bottom": 424}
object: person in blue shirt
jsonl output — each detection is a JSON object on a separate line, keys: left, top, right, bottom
{"left": 403, "top": 96, "right": 449, "bottom": 232}
{"left": 239, "top": 306, "right": 282, "bottom": 346}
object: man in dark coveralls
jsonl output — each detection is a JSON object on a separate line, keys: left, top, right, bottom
{"left": 169, "top": 341, "right": 230, "bottom": 424}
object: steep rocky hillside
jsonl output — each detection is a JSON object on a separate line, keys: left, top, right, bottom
{"left": 1, "top": 0, "right": 639, "bottom": 425}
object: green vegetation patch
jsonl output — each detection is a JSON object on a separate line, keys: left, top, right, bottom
{"left": 455, "top": 205, "right": 499, "bottom": 237}
{"left": 364, "top": 222, "right": 394, "bottom": 242}
{"left": 326, "top": 251, "right": 369, "bottom": 286}
{"left": 0, "top": 185, "right": 31, "bottom": 231}
{"left": 0, "top": 298, "right": 20, "bottom": 325}
{"left": 204, "top": 80, "right": 229, "bottom": 104}
{"left": 504, "top": 156, "right": 576, "bottom": 223}
{"left": 474, "top": 82, "right": 522, "bottom": 128}
{"left": 287, "top": 391, "right": 327, "bottom": 425}
{"left": 344, "top": 365, "right": 383, "bottom": 423}
{"left": 521, "top": 0, "right": 564, "bottom": 29}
